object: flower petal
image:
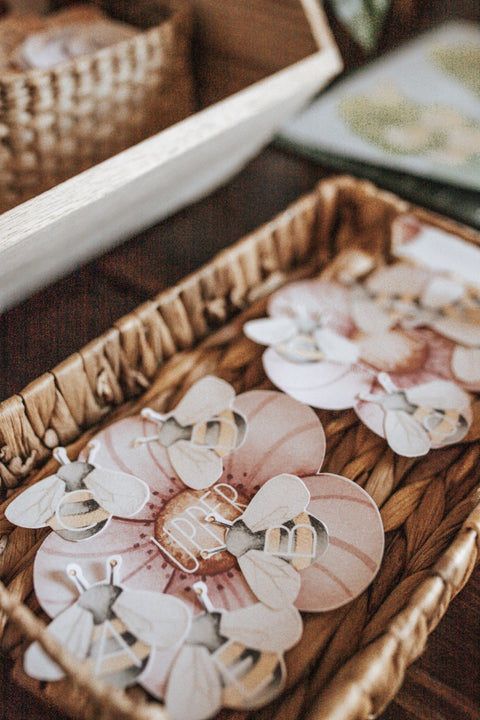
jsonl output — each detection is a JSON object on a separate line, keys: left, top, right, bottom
{"left": 296, "top": 474, "right": 384, "bottom": 612}
{"left": 33, "top": 518, "right": 174, "bottom": 617}
{"left": 222, "top": 389, "right": 326, "bottom": 490}
{"left": 263, "top": 348, "right": 374, "bottom": 410}
{"left": 451, "top": 345, "right": 480, "bottom": 388}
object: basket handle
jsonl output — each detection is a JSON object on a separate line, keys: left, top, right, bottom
{"left": 299, "top": 0, "right": 338, "bottom": 52}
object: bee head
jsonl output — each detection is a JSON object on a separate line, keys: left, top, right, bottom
{"left": 78, "top": 583, "right": 122, "bottom": 624}
{"left": 156, "top": 416, "right": 193, "bottom": 447}
{"left": 187, "top": 611, "right": 225, "bottom": 652}
{"left": 57, "top": 461, "right": 95, "bottom": 490}
{"left": 225, "top": 519, "right": 264, "bottom": 558}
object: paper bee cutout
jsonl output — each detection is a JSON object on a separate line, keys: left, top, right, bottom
{"left": 24, "top": 556, "right": 190, "bottom": 686}
{"left": 350, "top": 263, "right": 480, "bottom": 386}
{"left": 135, "top": 376, "right": 247, "bottom": 490}
{"left": 202, "top": 474, "right": 328, "bottom": 608}
{"left": 5, "top": 441, "right": 149, "bottom": 541}
{"left": 357, "top": 372, "right": 472, "bottom": 457}
{"left": 244, "top": 309, "right": 359, "bottom": 364}
{"left": 165, "top": 581, "right": 302, "bottom": 720}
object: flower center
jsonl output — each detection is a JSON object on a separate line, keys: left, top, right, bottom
{"left": 153, "top": 484, "right": 247, "bottom": 575}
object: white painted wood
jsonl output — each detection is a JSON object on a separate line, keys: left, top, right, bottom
{"left": 0, "top": 8, "right": 341, "bottom": 311}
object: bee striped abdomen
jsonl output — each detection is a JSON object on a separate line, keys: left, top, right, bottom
{"left": 264, "top": 512, "right": 326, "bottom": 571}
{"left": 88, "top": 616, "right": 150, "bottom": 687}
{"left": 48, "top": 489, "right": 110, "bottom": 541}
{"left": 414, "top": 407, "right": 467, "bottom": 444}
{"left": 192, "top": 409, "right": 246, "bottom": 458}
{"left": 215, "top": 641, "right": 283, "bottom": 709}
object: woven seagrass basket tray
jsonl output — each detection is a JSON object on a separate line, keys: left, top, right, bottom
{"left": 0, "top": 0, "right": 194, "bottom": 213}
{"left": 1, "top": 175, "right": 480, "bottom": 720}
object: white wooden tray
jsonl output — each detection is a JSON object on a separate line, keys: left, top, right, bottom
{"left": 0, "top": 0, "right": 342, "bottom": 311}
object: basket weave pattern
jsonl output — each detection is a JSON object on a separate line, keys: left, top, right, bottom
{"left": 0, "top": 1, "right": 194, "bottom": 213}
{"left": 0, "top": 176, "right": 479, "bottom": 720}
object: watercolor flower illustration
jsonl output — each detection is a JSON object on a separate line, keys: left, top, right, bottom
{"left": 354, "top": 260, "right": 480, "bottom": 389}
{"left": 340, "top": 84, "right": 480, "bottom": 168}
{"left": 33, "top": 384, "right": 384, "bottom": 698}
{"left": 244, "top": 277, "right": 466, "bottom": 409}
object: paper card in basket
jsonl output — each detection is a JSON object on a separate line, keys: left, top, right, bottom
{"left": 5, "top": 440, "right": 149, "bottom": 541}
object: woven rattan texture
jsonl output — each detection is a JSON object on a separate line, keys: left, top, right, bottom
{"left": 0, "top": 1, "right": 194, "bottom": 213}
{"left": 1, "top": 177, "right": 479, "bottom": 720}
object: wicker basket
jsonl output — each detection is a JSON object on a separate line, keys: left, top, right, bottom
{"left": 1, "top": 175, "right": 479, "bottom": 720}
{"left": 0, "top": 0, "right": 195, "bottom": 213}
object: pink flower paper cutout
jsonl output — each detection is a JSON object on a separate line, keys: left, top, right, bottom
{"left": 353, "top": 260, "right": 480, "bottom": 391}
{"left": 244, "top": 279, "right": 375, "bottom": 410}
{"left": 24, "top": 555, "right": 190, "bottom": 688}
{"left": 33, "top": 384, "right": 384, "bottom": 698}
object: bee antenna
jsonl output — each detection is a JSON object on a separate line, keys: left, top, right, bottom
{"left": 66, "top": 563, "right": 89, "bottom": 593}
{"left": 358, "top": 391, "right": 380, "bottom": 403}
{"left": 205, "top": 512, "right": 233, "bottom": 528}
{"left": 134, "top": 435, "right": 160, "bottom": 447}
{"left": 201, "top": 545, "right": 227, "bottom": 560}
{"left": 192, "top": 582, "right": 215, "bottom": 613}
{"left": 86, "top": 440, "right": 100, "bottom": 464}
{"left": 141, "top": 407, "right": 168, "bottom": 423}
{"left": 107, "top": 556, "right": 122, "bottom": 584}
{"left": 53, "top": 447, "right": 70, "bottom": 466}
{"left": 378, "top": 372, "right": 397, "bottom": 393}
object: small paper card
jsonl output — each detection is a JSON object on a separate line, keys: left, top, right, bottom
{"left": 279, "top": 21, "right": 480, "bottom": 191}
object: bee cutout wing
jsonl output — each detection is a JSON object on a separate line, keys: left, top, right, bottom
{"left": 165, "top": 645, "right": 222, "bottom": 720}
{"left": 312, "top": 327, "right": 359, "bottom": 363}
{"left": 84, "top": 467, "right": 149, "bottom": 517}
{"left": 451, "top": 346, "right": 480, "bottom": 385}
{"left": 421, "top": 275, "right": 465, "bottom": 309}
{"left": 383, "top": 410, "right": 431, "bottom": 457}
{"left": 241, "top": 474, "right": 310, "bottom": 533}
{"left": 404, "top": 380, "right": 470, "bottom": 411}
{"left": 431, "top": 315, "right": 480, "bottom": 347}
{"left": 243, "top": 317, "right": 297, "bottom": 347}
{"left": 349, "top": 285, "right": 394, "bottom": 335}
{"left": 5, "top": 474, "right": 65, "bottom": 528}
{"left": 168, "top": 440, "right": 223, "bottom": 490}
{"left": 24, "top": 603, "right": 93, "bottom": 681}
{"left": 172, "top": 376, "right": 236, "bottom": 426}
{"left": 238, "top": 549, "right": 301, "bottom": 609}
{"left": 113, "top": 590, "right": 190, "bottom": 648}
{"left": 220, "top": 603, "right": 302, "bottom": 653}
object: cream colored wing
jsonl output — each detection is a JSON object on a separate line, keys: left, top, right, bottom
{"left": 241, "top": 474, "right": 310, "bottom": 532}
{"left": 24, "top": 604, "right": 93, "bottom": 681}
{"left": 5, "top": 475, "right": 65, "bottom": 528}
{"left": 238, "top": 550, "right": 301, "bottom": 609}
{"left": 313, "top": 327, "right": 359, "bottom": 363}
{"left": 405, "top": 380, "right": 470, "bottom": 411}
{"left": 173, "top": 376, "right": 236, "bottom": 426}
{"left": 220, "top": 602, "right": 302, "bottom": 653}
{"left": 85, "top": 467, "right": 149, "bottom": 517}
{"left": 384, "top": 410, "right": 431, "bottom": 457}
{"left": 165, "top": 645, "right": 222, "bottom": 720}
{"left": 113, "top": 590, "right": 190, "bottom": 648}
{"left": 451, "top": 346, "right": 480, "bottom": 384}
{"left": 168, "top": 440, "right": 223, "bottom": 489}
{"left": 244, "top": 317, "right": 297, "bottom": 346}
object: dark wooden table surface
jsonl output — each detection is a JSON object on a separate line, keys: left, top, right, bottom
{"left": 2, "top": 2, "right": 480, "bottom": 716}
